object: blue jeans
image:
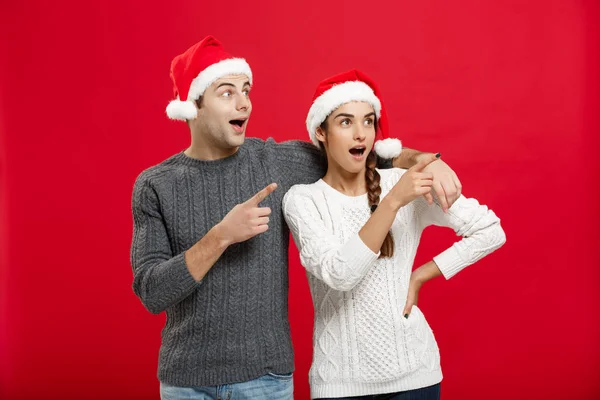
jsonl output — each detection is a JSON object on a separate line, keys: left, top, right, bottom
{"left": 160, "top": 372, "right": 294, "bottom": 400}
{"left": 315, "top": 383, "right": 441, "bottom": 400}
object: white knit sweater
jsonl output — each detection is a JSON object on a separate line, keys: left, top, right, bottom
{"left": 283, "top": 168, "right": 506, "bottom": 399}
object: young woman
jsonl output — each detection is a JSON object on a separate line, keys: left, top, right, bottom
{"left": 283, "top": 70, "right": 506, "bottom": 400}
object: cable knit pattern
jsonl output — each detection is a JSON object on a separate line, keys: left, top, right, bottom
{"left": 283, "top": 168, "right": 506, "bottom": 399}
{"left": 130, "top": 138, "right": 326, "bottom": 387}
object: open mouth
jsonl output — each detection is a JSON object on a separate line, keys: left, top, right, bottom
{"left": 349, "top": 145, "right": 366, "bottom": 158}
{"left": 229, "top": 118, "right": 247, "bottom": 132}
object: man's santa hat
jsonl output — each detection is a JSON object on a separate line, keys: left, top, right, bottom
{"left": 306, "top": 69, "right": 402, "bottom": 159}
{"left": 166, "top": 36, "right": 253, "bottom": 121}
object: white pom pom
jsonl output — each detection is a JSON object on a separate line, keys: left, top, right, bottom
{"left": 166, "top": 100, "right": 198, "bottom": 121}
{"left": 374, "top": 138, "right": 402, "bottom": 159}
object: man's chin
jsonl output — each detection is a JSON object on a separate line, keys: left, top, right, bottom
{"left": 226, "top": 133, "right": 246, "bottom": 147}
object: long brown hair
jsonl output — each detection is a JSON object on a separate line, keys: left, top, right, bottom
{"left": 365, "top": 150, "right": 394, "bottom": 258}
{"left": 319, "top": 118, "right": 394, "bottom": 258}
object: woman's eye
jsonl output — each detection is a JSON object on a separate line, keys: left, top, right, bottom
{"left": 222, "top": 91, "right": 232, "bottom": 97}
{"left": 341, "top": 119, "right": 351, "bottom": 126}
{"left": 365, "top": 119, "right": 374, "bottom": 126}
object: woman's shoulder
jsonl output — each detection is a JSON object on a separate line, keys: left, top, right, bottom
{"left": 376, "top": 167, "right": 407, "bottom": 190}
{"left": 283, "top": 181, "right": 324, "bottom": 207}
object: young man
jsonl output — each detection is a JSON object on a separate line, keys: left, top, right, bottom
{"left": 131, "top": 36, "right": 462, "bottom": 400}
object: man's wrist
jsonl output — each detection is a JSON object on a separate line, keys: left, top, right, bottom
{"left": 392, "top": 148, "right": 434, "bottom": 169}
{"left": 211, "top": 223, "right": 233, "bottom": 249}
{"left": 413, "top": 151, "right": 436, "bottom": 165}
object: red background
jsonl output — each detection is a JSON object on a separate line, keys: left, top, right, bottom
{"left": 1, "top": 1, "right": 599, "bottom": 399}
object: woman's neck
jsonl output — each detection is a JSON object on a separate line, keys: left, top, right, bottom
{"left": 322, "top": 162, "right": 367, "bottom": 196}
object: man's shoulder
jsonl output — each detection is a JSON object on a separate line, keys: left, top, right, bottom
{"left": 238, "top": 137, "right": 270, "bottom": 159}
{"left": 133, "top": 153, "right": 184, "bottom": 189}
{"left": 243, "top": 137, "right": 319, "bottom": 156}
{"left": 274, "top": 138, "right": 321, "bottom": 156}
{"left": 241, "top": 137, "right": 267, "bottom": 150}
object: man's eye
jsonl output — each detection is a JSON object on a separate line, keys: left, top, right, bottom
{"left": 222, "top": 91, "right": 232, "bottom": 97}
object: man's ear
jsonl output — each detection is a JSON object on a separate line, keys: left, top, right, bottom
{"left": 194, "top": 96, "right": 203, "bottom": 110}
{"left": 186, "top": 96, "right": 203, "bottom": 123}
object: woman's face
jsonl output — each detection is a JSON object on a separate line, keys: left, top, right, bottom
{"left": 317, "top": 101, "right": 376, "bottom": 175}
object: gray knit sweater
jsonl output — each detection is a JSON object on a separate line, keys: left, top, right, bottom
{"left": 130, "top": 137, "right": 392, "bottom": 387}
{"left": 131, "top": 138, "right": 326, "bottom": 387}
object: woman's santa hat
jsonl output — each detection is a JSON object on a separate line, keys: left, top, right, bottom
{"left": 166, "top": 36, "right": 253, "bottom": 121}
{"left": 306, "top": 69, "right": 402, "bottom": 159}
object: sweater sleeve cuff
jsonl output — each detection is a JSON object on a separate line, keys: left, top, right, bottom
{"left": 433, "top": 246, "right": 467, "bottom": 279}
{"left": 165, "top": 252, "right": 202, "bottom": 293}
{"left": 342, "top": 233, "right": 380, "bottom": 273}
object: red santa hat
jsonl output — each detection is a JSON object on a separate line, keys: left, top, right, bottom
{"left": 306, "top": 69, "right": 402, "bottom": 159}
{"left": 166, "top": 36, "right": 253, "bottom": 121}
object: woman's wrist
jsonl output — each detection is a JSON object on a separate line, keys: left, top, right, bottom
{"left": 411, "top": 261, "right": 442, "bottom": 285}
{"left": 381, "top": 193, "right": 404, "bottom": 213}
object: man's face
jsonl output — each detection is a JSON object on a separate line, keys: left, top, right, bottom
{"left": 191, "top": 74, "right": 252, "bottom": 149}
